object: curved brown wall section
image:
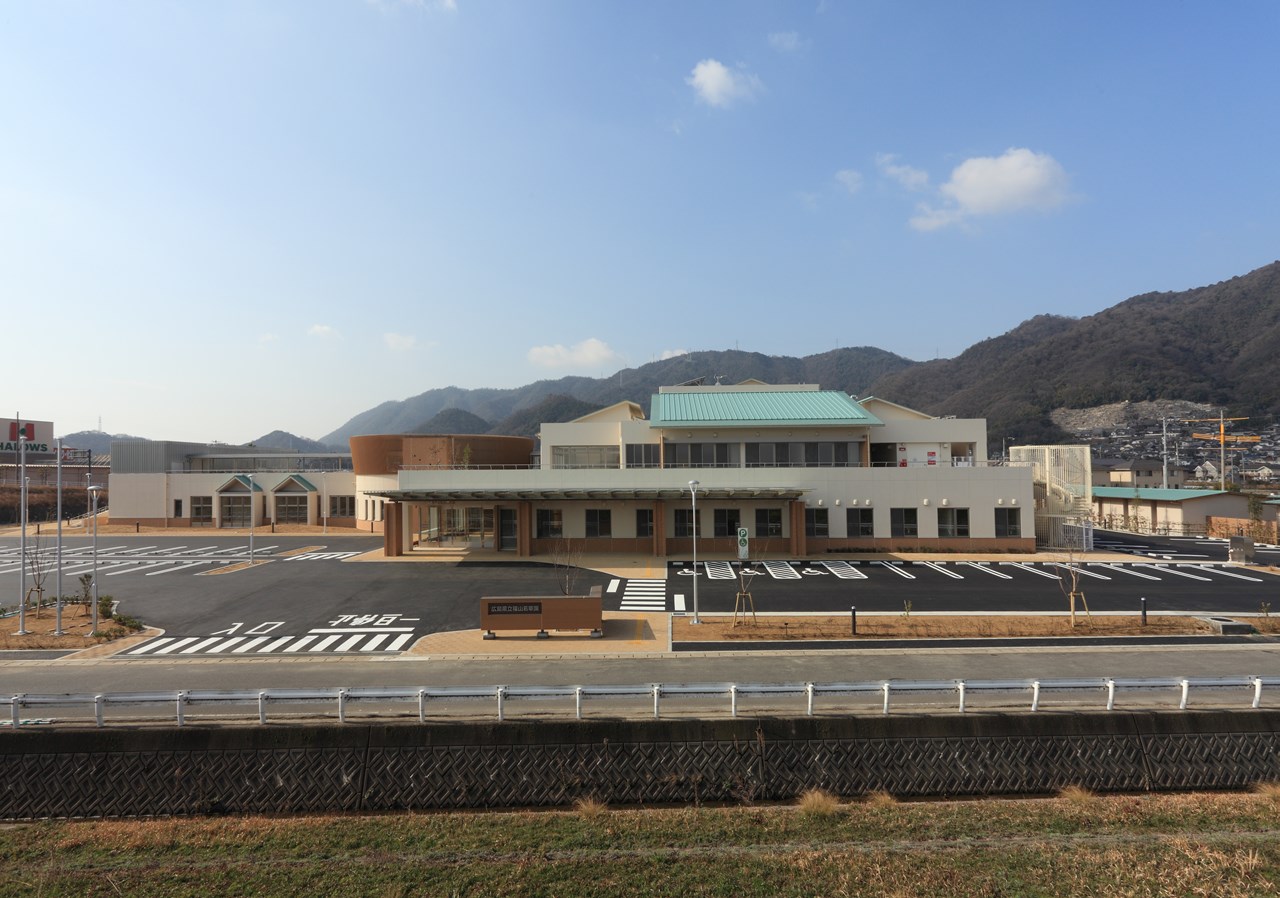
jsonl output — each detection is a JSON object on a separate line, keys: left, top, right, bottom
{"left": 350, "top": 434, "right": 535, "bottom": 475}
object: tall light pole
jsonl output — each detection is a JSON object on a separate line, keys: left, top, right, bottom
{"left": 88, "top": 485, "right": 103, "bottom": 635}
{"left": 16, "top": 423, "right": 27, "bottom": 635}
{"left": 322, "top": 470, "right": 328, "bottom": 535}
{"left": 688, "top": 479, "right": 701, "bottom": 625}
{"left": 245, "top": 473, "right": 255, "bottom": 566}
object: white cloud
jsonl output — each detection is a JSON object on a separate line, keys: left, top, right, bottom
{"left": 659, "top": 348, "right": 689, "bottom": 360}
{"left": 834, "top": 169, "right": 863, "bottom": 195}
{"left": 910, "top": 148, "right": 1070, "bottom": 231}
{"left": 308, "top": 324, "right": 339, "bottom": 338}
{"left": 527, "top": 337, "right": 622, "bottom": 369}
{"left": 768, "top": 31, "right": 805, "bottom": 52}
{"left": 686, "top": 59, "right": 762, "bottom": 108}
{"left": 876, "top": 153, "right": 929, "bottom": 191}
{"left": 383, "top": 332, "right": 416, "bottom": 352}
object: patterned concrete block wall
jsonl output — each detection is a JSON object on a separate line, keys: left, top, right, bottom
{"left": 2, "top": 712, "right": 1279, "bottom": 819}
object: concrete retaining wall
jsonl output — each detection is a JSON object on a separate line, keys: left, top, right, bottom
{"left": 3, "top": 711, "right": 1279, "bottom": 819}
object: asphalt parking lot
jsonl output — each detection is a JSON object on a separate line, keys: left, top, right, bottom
{"left": 3, "top": 534, "right": 1277, "bottom": 659}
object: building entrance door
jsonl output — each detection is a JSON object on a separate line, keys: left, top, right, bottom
{"left": 499, "top": 508, "right": 517, "bottom": 551}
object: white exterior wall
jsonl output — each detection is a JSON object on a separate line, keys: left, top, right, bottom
{"left": 109, "top": 471, "right": 357, "bottom": 525}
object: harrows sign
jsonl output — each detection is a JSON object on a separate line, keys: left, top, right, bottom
{"left": 0, "top": 418, "right": 54, "bottom": 455}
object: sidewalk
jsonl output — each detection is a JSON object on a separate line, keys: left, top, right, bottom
{"left": 404, "top": 611, "right": 670, "bottom": 658}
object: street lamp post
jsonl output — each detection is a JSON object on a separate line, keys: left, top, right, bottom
{"left": 88, "top": 485, "right": 102, "bottom": 635}
{"left": 688, "top": 480, "right": 701, "bottom": 624}
{"left": 246, "top": 473, "right": 255, "bottom": 566}
{"left": 17, "top": 472, "right": 29, "bottom": 635}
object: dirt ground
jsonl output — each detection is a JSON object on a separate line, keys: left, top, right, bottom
{"left": 0, "top": 601, "right": 137, "bottom": 650}
{"left": 671, "top": 613, "right": 1278, "bottom": 641}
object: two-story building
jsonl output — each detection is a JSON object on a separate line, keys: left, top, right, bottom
{"left": 359, "top": 382, "right": 1036, "bottom": 557}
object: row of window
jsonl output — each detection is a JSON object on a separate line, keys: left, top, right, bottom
{"left": 535, "top": 506, "right": 1021, "bottom": 539}
{"left": 809, "top": 507, "right": 1020, "bottom": 538}
{"left": 567, "top": 442, "right": 866, "bottom": 469}
{"left": 184, "top": 494, "right": 355, "bottom": 524}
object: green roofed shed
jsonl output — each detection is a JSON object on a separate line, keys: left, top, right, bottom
{"left": 650, "top": 390, "right": 882, "bottom": 429}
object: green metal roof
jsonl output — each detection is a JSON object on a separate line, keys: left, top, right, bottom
{"left": 1092, "top": 487, "right": 1229, "bottom": 502}
{"left": 649, "top": 391, "right": 882, "bottom": 429}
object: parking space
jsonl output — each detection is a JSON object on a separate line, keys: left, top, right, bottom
{"left": 654, "top": 557, "right": 1277, "bottom": 615}
{"left": 0, "top": 541, "right": 364, "bottom": 580}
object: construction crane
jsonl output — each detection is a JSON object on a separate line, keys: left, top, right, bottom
{"left": 1185, "top": 412, "right": 1260, "bottom": 490}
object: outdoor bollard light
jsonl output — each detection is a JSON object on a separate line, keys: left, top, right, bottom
{"left": 1141, "top": 596, "right": 1147, "bottom": 627}
{"left": 689, "top": 480, "right": 700, "bottom": 624}
{"left": 851, "top": 605, "right": 857, "bottom": 636}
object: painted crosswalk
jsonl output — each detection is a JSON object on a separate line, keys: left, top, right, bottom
{"left": 619, "top": 578, "right": 667, "bottom": 611}
{"left": 124, "top": 629, "right": 417, "bottom": 657}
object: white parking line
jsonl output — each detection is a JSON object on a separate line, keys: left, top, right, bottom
{"left": 1177, "top": 565, "right": 1263, "bottom": 582}
{"left": 820, "top": 561, "right": 867, "bottom": 579}
{"left": 875, "top": 561, "right": 916, "bottom": 580}
{"left": 1047, "top": 563, "right": 1111, "bottom": 581}
{"left": 762, "top": 560, "right": 801, "bottom": 580}
{"left": 1005, "top": 562, "right": 1068, "bottom": 580}
{"left": 960, "top": 562, "right": 1013, "bottom": 580}
{"left": 704, "top": 561, "right": 738, "bottom": 580}
{"left": 914, "top": 561, "right": 963, "bottom": 579}
{"left": 1135, "top": 564, "right": 1213, "bottom": 582}
{"left": 1089, "top": 563, "right": 1163, "bottom": 581}
{"left": 147, "top": 560, "right": 213, "bottom": 575}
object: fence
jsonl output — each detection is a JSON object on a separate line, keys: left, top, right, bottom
{"left": 6, "top": 675, "right": 1279, "bottom": 729}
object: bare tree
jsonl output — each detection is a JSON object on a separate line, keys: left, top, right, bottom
{"left": 1056, "top": 520, "right": 1092, "bottom": 628}
{"left": 23, "top": 535, "right": 51, "bottom": 617}
{"left": 552, "top": 539, "right": 584, "bottom": 596}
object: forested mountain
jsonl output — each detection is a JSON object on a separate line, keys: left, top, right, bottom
{"left": 868, "top": 261, "right": 1280, "bottom": 443}
{"left": 309, "top": 260, "right": 1280, "bottom": 447}
{"left": 321, "top": 347, "right": 913, "bottom": 444}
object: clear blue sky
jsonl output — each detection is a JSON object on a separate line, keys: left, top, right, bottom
{"left": 6, "top": 1, "right": 1279, "bottom": 443}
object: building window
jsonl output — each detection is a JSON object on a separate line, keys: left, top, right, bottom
{"left": 173, "top": 499, "right": 183, "bottom": 518}
{"left": 805, "top": 507, "right": 829, "bottom": 538}
{"left": 625, "top": 444, "right": 662, "bottom": 468}
{"left": 674, "top": 508, "right": 701, "bottom": 538}
{"left": 713, "top": 508, "right": 740, "bottom": 538}
{"left": 220, "top": 495, "right": 250, "bottom": 528}
{"left": 191, "top": 496, "right": 213, "bottom": 524}
{"left": 635, "top": 509, "right": 654, "bottom": 538}
{"left": 536, "top": 509, "right": 563, "bottom": 538}
{"left": 755, "top": 508, "right": 783, "bottom": 538}
{"left": 846, "top": 507, "right": 873, "bottom": 538}
{"left": 551, "top": 446, "right": 620, "bottom": 469}
{"left": 276, "top": 494, "right": 308, "bottom": 524}
{"left": 890, "top": 507, "right": 918, "bottom": 538}
{"left": 329, "top": 495, "right": 355, "bottom": 517}
{"left": 937, "top": 507, "right": 970, "bottom": 538}
{"left": 995, "top": 507, "right": 1021, "bottom": 538}
{"left": 585, "top": 509, "right": 612, "bottom": 538}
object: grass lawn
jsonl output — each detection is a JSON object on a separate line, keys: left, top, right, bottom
{"left": 5, "top": 789, "right": 1280, "bottom": 896}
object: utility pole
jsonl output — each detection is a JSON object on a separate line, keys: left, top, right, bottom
{"left": 1161, "top": 418, "right": 1169, "bottom": 490}
{"left": 1186, "top": 411, "right": 1259, "bottom": 490}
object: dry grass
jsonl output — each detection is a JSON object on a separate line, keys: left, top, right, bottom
{"left": 1058, "top": 785, "right": 1100, "bottom": 807}
{"left": 675, "top": 613, "right": 1219, "bottom": 641}
{"left": 573, "top": 796, "right": 610, "bottom": 819}
{"left": 1252, "top": 782, "right": 1280, "bottom": 802}
{"left": 796, "top": 788, "right": 842, "bottom": 817}
{"left": 864, "top": 789, "right": 898, "bottom": 807}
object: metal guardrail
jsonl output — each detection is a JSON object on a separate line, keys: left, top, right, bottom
{"left": 4, "top": 676, "right": 1279, "bottom": 728}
